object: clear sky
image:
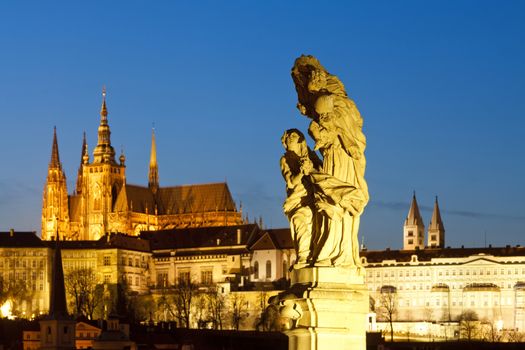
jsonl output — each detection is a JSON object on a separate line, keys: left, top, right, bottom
{"left": 0, "top": 1, "right": 524, "bottom": 250}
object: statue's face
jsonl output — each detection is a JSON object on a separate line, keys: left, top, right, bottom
{"left": 286, "top": 133, "right": 303, "bottom": 155}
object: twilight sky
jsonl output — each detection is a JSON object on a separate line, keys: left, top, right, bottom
{"left": 0, "top": 1, "right": 524, "bottom": 250}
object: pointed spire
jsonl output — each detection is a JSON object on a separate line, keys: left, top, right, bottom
{"left": 100, "top": 86, "right": 108, "bottom": 120}
{"left": 75, "top": 132, "right": 87, "bottom": 194}
{"left": 93, "top": 87, "right": 116, "bottom": 163}
{"left": 49, "top": 127, "right": 61, "bottom": 169}
{"left": 405, "top": 192, "right": 424, "bottom": 227}
{"left": 48, "top": 232, "right": 69, "bottom": 319}
{"left": 429, "top": 196, "right": 445, "bottom": 231}
{"left": 148, "top": 128, "right": 159, "bottom": 193}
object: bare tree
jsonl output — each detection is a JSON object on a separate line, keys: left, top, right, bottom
{"left": 206, "top": 286, "right": 225, "bottom": 330}
{"left": 64, "top": 267, "right": 102, "bottom": 319}
{"left": 480, "top": 318, "right": 502, "bottom": 342}
{"left": 458, "top": 309, "right": 479, "bottom": 340}
{"left": 230, "top": 293, "right": 249, "bottom": 330}
{"left": 378, "top": 286, "right": 397, "bottom": 342}
{"left": 173, "top": 280, "right": 197, "bottom": 328}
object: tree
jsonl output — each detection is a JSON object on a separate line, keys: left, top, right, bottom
{"left": 458, "top": 309, "right": 479, "bottom": 340}
{"left": 230, "top": 293, "right": 249, "bottom": 330}
{"left": 206, "top": 287, "right": 225, "bottom": 330}
{"left": 378, "top": 286, "right": 397, "bottom": 342}
{"left": 173, "top": 280, "right": 197, "bottom": 328}
{"left": 64, "top": 267, "right": 102, "bottom": 319}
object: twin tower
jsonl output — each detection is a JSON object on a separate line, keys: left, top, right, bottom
{"left": 403, "top": 194, "right": 445, "bottom": 250}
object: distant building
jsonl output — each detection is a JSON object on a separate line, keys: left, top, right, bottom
{"left": 41, "top": 89, "right": 243, "bottom": 241}
{"left": 363, "top": 194, "right": 525, "bottom": 332}
{"left": 0, "top": 224, "right": 293, "bottom": 320}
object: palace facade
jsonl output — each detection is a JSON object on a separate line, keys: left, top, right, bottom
{"left": 362, "top": 195, "right": 525, "bottom": 332}
{"left": 42, "top": 90, "right": 242, "bottom": 241}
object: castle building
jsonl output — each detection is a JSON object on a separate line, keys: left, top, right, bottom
{"left": 363, "top": 194, "right": 525, "bottom": 333}
{"left": 42, "top": 90, "right": 242, "bottom": 241}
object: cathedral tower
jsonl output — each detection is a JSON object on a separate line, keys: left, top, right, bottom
{"left": 403, "top": 193, "right": 425, "bottom": 250}
{"left": 427, "top": 196, "right": 445, "bottom": 248}
{"left": 78, "top": 88, "right": 126, "bottom": 240}
{"left": 148, "top": 128, "right": 159, "bottom": 194}
{"left": 42, "top": 128, "right": 70, "bottom": 240}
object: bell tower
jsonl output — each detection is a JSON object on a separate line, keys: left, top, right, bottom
{"left": 41, "top": 128, "right": 70, "bottom": 240}
{"left": 428, "top": 196, "right": 445, "bottom": 248}
{"left": 79, "top": 88, "right": 126, "bottom": 240}
{"left": 403, "top": 192, "right": 425, "bottom": 250}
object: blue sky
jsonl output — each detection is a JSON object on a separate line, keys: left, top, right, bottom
{"left": 0, "top": 1, "right": 524, "bottom": 249}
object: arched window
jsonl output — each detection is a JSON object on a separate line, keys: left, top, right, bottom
{"left": 266, "top": 260, "right": 272, "bottom": 279}
{"left": 253, "top": 261, "right": 259, "bottom": 279}
{"left": 283, "top": 260, "right": 288, "bottom": 278}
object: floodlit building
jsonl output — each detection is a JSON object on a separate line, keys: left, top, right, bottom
{"left": 0, "top": 224, "right": 292, "bottom": 320}
{"left": 362, "top": 194, "right": 525, "bottom": 332}
{"left": 41, "top": 89, "right": 243, "bottom": 241}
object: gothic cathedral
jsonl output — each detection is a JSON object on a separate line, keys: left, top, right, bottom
{"left": 42, "top": 90, "right": 243, "bottom": 240}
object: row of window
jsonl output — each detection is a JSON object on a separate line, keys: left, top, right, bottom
{"left": 0, "top": 259, "right": 45, "bottom": 269}
{"left": 368, "top": 267, "right": 525, "bottom": 279}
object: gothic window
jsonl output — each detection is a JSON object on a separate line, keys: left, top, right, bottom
{"left": 266, "top": 260, "right": 272, "bottom": 279}
{"left": 254, "top": 261, "right": 259, "bottom": 279}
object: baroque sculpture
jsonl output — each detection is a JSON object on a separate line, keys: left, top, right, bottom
{"left": 282, "top": 55, "right": 369, "bottom": 270}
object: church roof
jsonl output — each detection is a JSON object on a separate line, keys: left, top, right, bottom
{"left": 113, "top": 182, "right": 237, "bottom": 215}
{"left": 157, "top": 182, "right": 237, "bottom": 214}
{"left": 249, "top": 229, "right": 294, "bottom": 251}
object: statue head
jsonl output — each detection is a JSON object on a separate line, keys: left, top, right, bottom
{"left": 314, "top": 94, "right": 334, "bottom": 115}
{"left": 281, "top": 129, "right": 307, "bottom": 156}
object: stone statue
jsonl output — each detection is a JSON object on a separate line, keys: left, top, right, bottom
{"left": 280, "top": 129, "right": 322, "bottom": 269}
{"left": 283, "top": 55, "right": 369, "bottom": 269}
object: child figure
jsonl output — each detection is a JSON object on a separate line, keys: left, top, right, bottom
{"left": 280, "top": 129, "right": 322, "bottom": 269}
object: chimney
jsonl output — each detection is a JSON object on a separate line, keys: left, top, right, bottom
{"left": 9, "top": 228, "right": 14, "bottom": 237}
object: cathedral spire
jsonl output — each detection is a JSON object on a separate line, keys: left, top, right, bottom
{"left": 403, "top": 192, "right": 425, "bottom": 250}
{"left": 49, "top": 126, "right": 61, "bottom": 169}
{"left": 148, "top": 128, "right": 159, "bottom": 193}
{"left": 93, "top": 87, "right": 116, "bottom": 163}
{"left": 75, "top": 132, "right": 87, "bottom": 195}
{"left": 428, "top": 196, "right": 445, "bottom": 248}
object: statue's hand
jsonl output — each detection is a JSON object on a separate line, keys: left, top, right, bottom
{"left": 301, "top": 159, "right": 313, "bottom": 174}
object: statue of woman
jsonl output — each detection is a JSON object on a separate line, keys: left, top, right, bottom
{"left": 289, "top": 55, "right": 369, "bottom": 269}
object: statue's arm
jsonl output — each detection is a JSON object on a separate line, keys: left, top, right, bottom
{"left": 280, "top": 156, "right": 301, "bottom": 190}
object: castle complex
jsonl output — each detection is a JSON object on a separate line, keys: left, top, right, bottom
{"left": 41, "top": 90, "right": 242, "bottom": 241}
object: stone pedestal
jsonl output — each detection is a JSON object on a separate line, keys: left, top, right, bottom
{"left": 282, "top": 267, "right": 368, "bottom": 350}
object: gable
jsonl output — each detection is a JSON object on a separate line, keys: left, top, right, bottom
{"left": 250, "top": 232, "right": 277, "bottom": 250}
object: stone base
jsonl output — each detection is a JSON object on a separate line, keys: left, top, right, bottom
{"left": 282, "top": 267, "right": 368, "bottom": 350}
